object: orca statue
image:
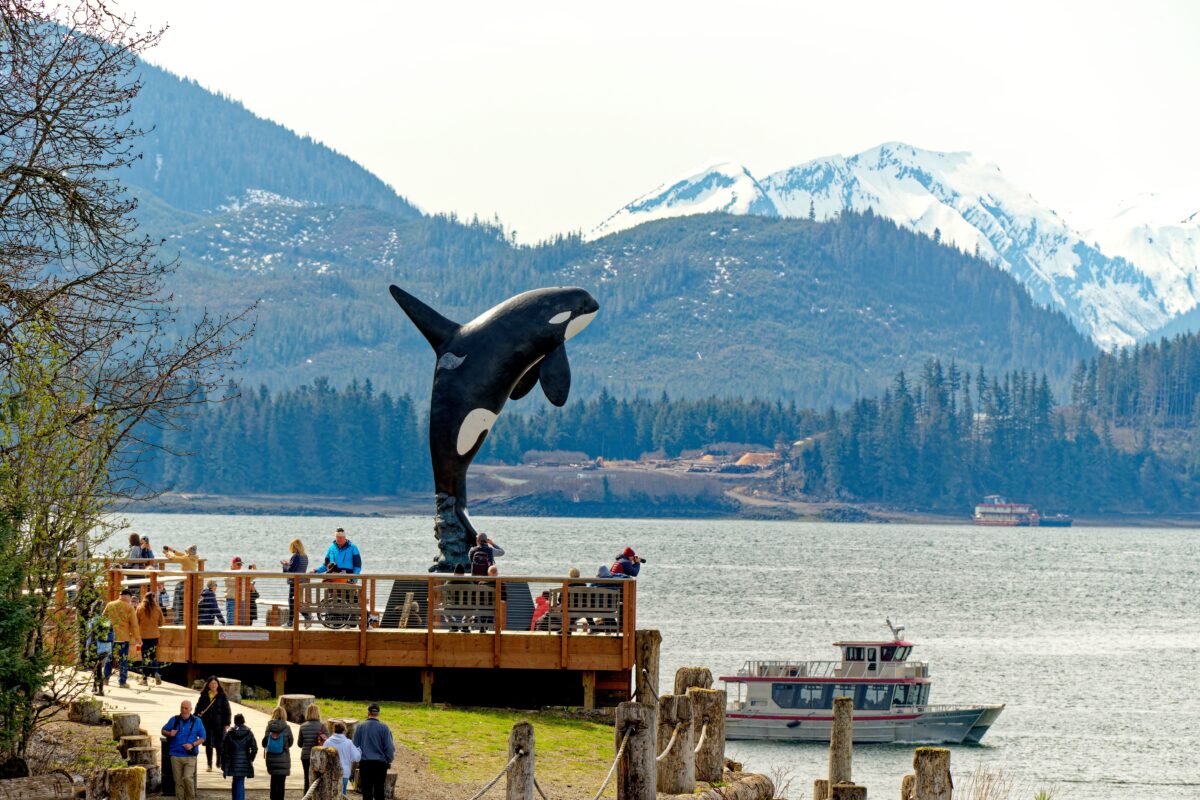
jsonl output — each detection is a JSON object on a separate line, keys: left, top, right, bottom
{"left": 389, "top": 284, "right": 599, "bottom": 571}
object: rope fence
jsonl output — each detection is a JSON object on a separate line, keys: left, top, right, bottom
{"left": 655, "top": 721, "right": 686, "bottom": 763}
{"left": 590, "top": 726, "right": 632, "bottom": 800}
{"left": 467, "top": 749, "right": 524, "bottom": 800}
{"left": 693, "top": 721, "right": 709, "bottom": 755}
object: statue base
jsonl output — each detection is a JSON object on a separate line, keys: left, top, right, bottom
{"left": 429, "top": 492, "right": 472, "bottom": 573}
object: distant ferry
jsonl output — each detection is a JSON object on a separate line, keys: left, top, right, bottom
{"left": 723, "top": 622, "right": 1003, "bottom": 743}
{"left": 973, "top": 494, "right": 1072, "bottom": 527}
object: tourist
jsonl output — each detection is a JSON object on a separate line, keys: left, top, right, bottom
{"left": 261, "top": 706, "right": 293, "bottom": 800}
{"left": 324, "top": 721, "right": 361, "bottom": 797}
{"left": 136, "top": 592, "right": 165, "bottom": 686}
{"left": 162, "top": 700, "right": 205, "bottom": 800}
{"left": 314, "top": 528, "right": 362, "bottom": 577}
{"left": 281, "top": 539, "right": 309, "bottom": 625}
{"left": 163, "top": 544, "right": 200, "bottom": 623}
{"left": 531, "top": 590, "right": 552, "bottom": 631}
{"left": 126, "top": 532, "right": 144, "bottom": 566}
{"left": 140, "top": 536, "right": 155, "bottom": 560}
{"left": 610, "top": 546, "right": 645, "bottom": 577}
{"left": 84, "top": 598, "right": 113, "bottom": 695}
{"left": 103, "top": 588, "right": 141, "bottom": 688}
{"left": 468, "top": 533, "right": 503, "bottom": 576}
{"left": 353, "top": 703, "right": 394, "bottom": 800}
{"left": 297, "top": 704, "right": 328, "bottom": 793}
{"left": 221, "top": 713, "right": 257, "bottom": 800}
{"left": 247, "top": 565, "right": 260, "bottom": 624}
{"left": 224, "top": 557, "right": 243, "bottom": 625}
{"left": 199, "top": 580, "right": 226, "bottom": 626}
{"left": 196, "top": 676, "right": 232, "bottom": 772}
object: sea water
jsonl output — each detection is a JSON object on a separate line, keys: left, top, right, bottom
{"left": 119, "top": 513, "right": 1200, "bottom": 798}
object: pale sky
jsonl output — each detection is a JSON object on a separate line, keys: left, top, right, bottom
{"left": 117, "top": 0, "right": 1199, "bottom": 242}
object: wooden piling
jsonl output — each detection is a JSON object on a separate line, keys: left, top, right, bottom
{"left": 673, "top": 667, "right": 713, "bottom": 695}
{"left": 655, "top": 694, "right": 694, "bottom": 795}
{"left": 308, "top": 746, "right": 342, "bottom": 800}
{"left": 506, "top": 721, "right": 534, "bottom": 800}
{"left": 911, "top": 748, "right": 951, "bottom": 800}
{"left": 279, "top": 694, "right": 315, "bottom": 723}
{"left": 685, "top": 687, "right": 725, "bottom": 783}
{"left": 814, "top": 778, "right": 830, "bottom": 800}
{"left": 111, "top": 713, "right": 140, "bottom": 741}
{"left": 421, "top": 669, "right": 434, "bottom": 704}
{"left": 634, "top": 629, "right": 661, "bottom": 702}
{"left": 118, "top": 735, "right": 150, "bottom": 759}
{"left": 900, "top": 774, "right": 914, "bottom": 800}
{"left": 106, "top": 767, "right": 144, "bottom": 800}
{"left": 126, "top": 748, "right": 156, "bottom": 768}
{"left": 831, "top": 784, "right": 867, "bottom": 800}
{"left": 615, "top": 701, "right": 656, "bottom": 800}
{"left": 582, "top": 671, "right": 596, "bottom": 711}
{"left": 829, "top": 696, "right": 853, "bottom": 785}
{"left": 68, "top": 697, "right": 103, "bottom": 725}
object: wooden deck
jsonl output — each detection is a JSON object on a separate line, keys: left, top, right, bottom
{"left": 106, "top": 566, "right": 636, "bottom": 706}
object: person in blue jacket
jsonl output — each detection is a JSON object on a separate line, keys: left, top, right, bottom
{"left": 313, "top": 528, "right": 362, "bottom": 576}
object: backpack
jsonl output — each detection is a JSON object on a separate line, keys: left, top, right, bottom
{"left": 470, "top": 547, "right": 491, "bottom": 576}
{"left": 266, "top": 730, "right": 284, "bottom": 754}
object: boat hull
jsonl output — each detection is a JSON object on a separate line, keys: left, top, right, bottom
{"left": 725, "top": 705, "right": 1004, "bottom": 744}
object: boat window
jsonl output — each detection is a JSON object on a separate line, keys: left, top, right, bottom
{"left": 860, "top": 684, "right": 893, "bottom": 711}
{"left": 845, "top": 647, "right": 864, "bottom": 661}
{"left": 771, "top": 683, "right": 828, "bottom": 709}
{"left": 867, "top": 648, "right": 877, "bottom": 661}
{"left": 898, "top": 647, "right": 911, "bottom": 660}
{"left": 893, "top": 684, "right": 913, "bottom": 705}
{"left": 881, "top": 646, "right": 897, "bottom": 661}
{"left": 831, "top": 684, "right": 856, "bottom": 706}
{"left": 919, "top": 684, "right": 930, "bottom": 705}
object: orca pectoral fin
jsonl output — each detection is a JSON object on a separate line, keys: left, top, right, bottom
{"left": 539, "top": 344, "right": 571, "bottom": 406}
{"left": 511, "top": 361, "right": 541, "bottom": 400}
{"left": 389, "top": 285, "right": 461, "bottom": 351}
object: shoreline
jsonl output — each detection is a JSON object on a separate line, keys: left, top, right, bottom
{"left": 117, "top": 489, "right": 1200, "bottom": 528}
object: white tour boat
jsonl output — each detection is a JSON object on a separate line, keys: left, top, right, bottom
{"left": 723, "top": 622, "right": 1003, "bottom": 743}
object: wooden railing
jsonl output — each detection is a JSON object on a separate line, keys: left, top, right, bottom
{"left": 106, "top": 568, "right": 636, "bottom": 673}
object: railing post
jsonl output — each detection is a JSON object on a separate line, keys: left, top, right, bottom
{"left": 560, "top": 579, "right": 570, "bottom": 668}
{"left": 291, "top": 575, "right": 301, "bottom": 662}
{"left": 184, "top": 573, "right": 196, "bottom": 663}
{"left": 358, "top": 577, "right": 369, "bottom": 665}
{"left": 505, "top": 721, "right": 534, "bottom": 800}
{"left": 425, "top": 576, "right": 436, "bottom": 665}
{"left": 493, "top": 577, "right": 504, "bottom": 667}
{"left": 616, "top": 701, "right": 655, "bottom": 800}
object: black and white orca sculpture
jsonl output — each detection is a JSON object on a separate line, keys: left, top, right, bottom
{"left": 389, "top": 284, "right": 599, "bottom": 571}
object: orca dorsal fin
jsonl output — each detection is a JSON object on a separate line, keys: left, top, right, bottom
{"left": 389, "top": 285, "right": 460, "bottom": 351}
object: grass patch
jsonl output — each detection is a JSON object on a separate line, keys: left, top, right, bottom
{"left": 248, "top": 699, "right": 615, "bottom": 790}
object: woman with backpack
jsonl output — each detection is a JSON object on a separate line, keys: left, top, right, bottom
{"left": 84, "top": 598, "right": 114, "bottom": 696}
{"left": 196, "top": 677, "right": 231, "bottom": 772}
{"left": 297, "top": 703, "right": 328, "bottom": 792}
{"left": 262, "top": 705, "right": 293, "bottom": 800}
{"left": 221, "top": 713, "right": 257, "bottom": 800}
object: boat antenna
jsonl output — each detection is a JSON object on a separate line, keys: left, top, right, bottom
{"left": 886, "top": 617, "right": 904, "bottom": 641}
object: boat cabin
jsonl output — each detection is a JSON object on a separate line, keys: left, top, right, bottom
{"left": 723, "top": 639, "right": 932, "bottom": 713}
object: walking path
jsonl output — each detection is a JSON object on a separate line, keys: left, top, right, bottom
{"left": 97, "top": 677, "right": 305, "bottom": 797}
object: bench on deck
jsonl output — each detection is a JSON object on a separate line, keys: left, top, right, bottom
{"left": 299, "top": 581, "right": 362, "bottom": 629}
{"left": 547, "top": 585, "right": 623, "bottom": 634}
{"left": 436, "top": 582, "right": 497, "bottom": 632}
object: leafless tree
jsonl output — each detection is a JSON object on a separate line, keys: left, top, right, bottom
{"left": 0, "top": 0, "right": 253, "bottom": 756}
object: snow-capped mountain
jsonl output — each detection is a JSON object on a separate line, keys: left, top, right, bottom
{"left": 592, "top": 143, "right": 1182, "bottom": 349}
{"left": 1087, "top": 191, "right": 1200, "bottom": 318}
{"left": 590, "top": 162, "right": 777, "bottom": 240}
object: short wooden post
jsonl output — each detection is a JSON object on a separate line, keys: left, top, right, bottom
{"left": 107, "top": 767, "right": 145, "bottom": 800}
{"left": 69, "top": 697, "right": 104, "bottom": 725}
{"left": 279, "top": 694, "right": 315, "bottom": 723}
{"left": 673, "top": 667, "right": 712, "bottom": 695}
{"left": 112, "top": 713, "right": 140, "bottom": 741}
{"left": 634, "top": 629, "right": 661, "bottom": 702}
{"left": 814, "top": 778, "right": 830, "bottom": 800}
{"left": 143, "top": 765, "right": 162, "bottom": 794}
{"left": 615, "top": 701, "right": 656, "bottom": 800}
{"left": 329, "top": 718, "right": 358, "bottom": 740}
{"left": 686, "top": 687, "right": 725, "bottom": 783}
{"left": 309, "top": 746, "right": 342, "bottom": 800}
{"left": 506, "top": 721, "right": 534, "bottom": 800}
{"left": 582, "top": 671, "right": 596, "bottom": 710}
{"left": 126, "top": 747, "right": 157, "bottom": 767}
{"left": 655, "top": 694, "right": 694, "bottom": 794}
{"left": 829, "top": 696, "right": 853, "bottom": 785}
{"left": 831, "top": 784, "right": 867, "bottom": 799}
{"left": 900, "top": 774, "right": 915, "bottom": 800}
{"left": 421, "top": 669, "right": 434, "bottom": 703}
{"left": 0, "top": 773, "right": 86, "bottom": 800}
{"left": 118, "top": 735, "right": 151, "bottom": 759}
{"left": 217, "top": 677, "right": 242, "bottom": 703}
{"left": 912, "top": 748, "right": 951, "bottom": 800}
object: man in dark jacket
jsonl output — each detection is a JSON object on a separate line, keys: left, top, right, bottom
{"left": 467, "top": 533, "right": 505, "bottom": 576}
{"left": 221, "top": 714, "right": 257, "bottom": 800}
{"left": 352, "top": 704, "right": 394, "bottom": 800}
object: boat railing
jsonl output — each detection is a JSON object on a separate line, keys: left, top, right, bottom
{"left": 734, "top": 659, "right": 929, "bottom": 679}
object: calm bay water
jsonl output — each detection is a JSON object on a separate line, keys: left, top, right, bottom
{"left": 120, "top": 513, "right": 1200, "bottom": 798}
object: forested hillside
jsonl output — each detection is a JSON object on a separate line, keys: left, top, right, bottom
{"left": 125, "top": 64, "right": 420, "bottom": 216}
{"left": 150, "top": 205, "right": 1095, "bottom": 407}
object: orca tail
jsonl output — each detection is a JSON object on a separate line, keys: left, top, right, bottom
{"left": 389, "top": 285, "right": 460, "bottom": 351}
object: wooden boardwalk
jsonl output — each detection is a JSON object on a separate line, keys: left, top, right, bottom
{"left": 106, "top": 566, "right": 637, "bottom": 706}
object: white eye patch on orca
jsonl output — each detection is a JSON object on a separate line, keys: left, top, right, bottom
{"left": 548, "top": 311, "right": 571, "bottom": 325}
{"left": 565, "top": 310, "right": 596, "bottom": 341}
